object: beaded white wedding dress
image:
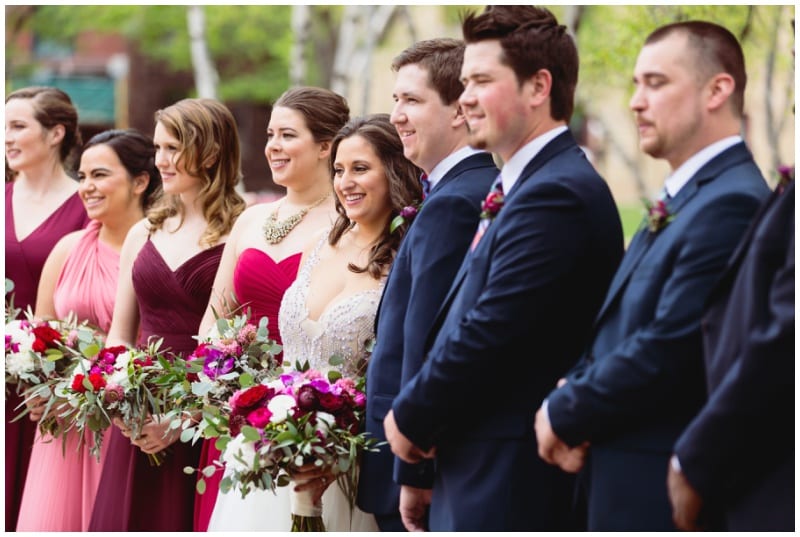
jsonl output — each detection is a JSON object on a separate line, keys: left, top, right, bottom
{"left": 208, "top": 233, "right": 381, "bottom": 532}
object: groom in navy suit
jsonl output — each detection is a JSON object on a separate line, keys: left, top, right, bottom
{"left": 535, "top": 21, "right": 770, "bottom": 531}
{"left": 384, "top": 6, "right": 624, "bottom": 531}
{"left": 356, "top": 38, "right": 497, "bottom": 531}
{"left": 668, "top": 177, "right": 794, "bottom": 531}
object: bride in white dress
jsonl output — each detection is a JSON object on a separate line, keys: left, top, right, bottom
{"left": 208, "top": 114, "right": 423, "bottom": 531}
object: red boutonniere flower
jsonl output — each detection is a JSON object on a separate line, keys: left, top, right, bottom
{"left": 776, "top": 164, "right": 794, "bottom": 194}
{"left": 643, "top": 198, "right": 675, "bottom": 233}
{"left": 479, "top": 189, "right": 504, "bottom": 220}
{"left": 390, "top": 200, "right": 423, "bottom": 233}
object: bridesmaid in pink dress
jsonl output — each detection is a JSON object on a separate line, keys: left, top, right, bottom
{"left": 198, "top": 86, "right": 350, "bottom": 531}
{"left": 4, "top": 86, "right": 88, "bottom": 531}
{"left": 15, "top": 129, "right": 162, "bottom": 531}
{"left": 88, "top": 99, "right": 246, "bottom": 531}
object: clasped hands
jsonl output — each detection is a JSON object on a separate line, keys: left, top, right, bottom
{"left": 115, "top": 414, "right": 180, "bottom": 455}
{"left": 383, "top": 409, "right": 436, "bottom": 464}
{"left": 534, "top": 379, "right": 589, "bottom": 473}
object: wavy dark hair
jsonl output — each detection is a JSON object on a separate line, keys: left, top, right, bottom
{"left": 329, "top": 114, "right": 423, "bottom": 279}
{"left": 81, "top": 129, "right": 163, "bottom": 211}
{"left": 146, "top": 98, "right": 246, "bottom": 248}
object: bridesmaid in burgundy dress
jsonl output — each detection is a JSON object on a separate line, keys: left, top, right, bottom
{"left": 4, "top": 86, "right": 89, "bottom": 531}
{"left": 88, "top": 99, "right": 246, "bottom": 531}
{"left": 197, "top": 86, "right": 350, "bottom": 531}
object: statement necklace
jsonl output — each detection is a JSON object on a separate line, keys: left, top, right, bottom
{"left": 262, "top": 193, "right": 330, "bottom": 244}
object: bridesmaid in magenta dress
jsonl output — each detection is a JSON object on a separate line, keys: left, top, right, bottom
{"left": 197, "top": 86, "right": 349, "bottom": 531}
{"left": 4, "top": 86, "right": 88, "bottom": 531}
{"left": 15, "top": 129, "right": 161, "bottom": 531}
{"left": 87, "top": 99, "right": 246, "bottom": 531}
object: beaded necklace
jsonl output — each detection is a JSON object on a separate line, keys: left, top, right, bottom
{"left": 262, "top": 193, "right": 330, "bottom": 244}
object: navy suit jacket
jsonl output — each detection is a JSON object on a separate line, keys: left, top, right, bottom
{"left": 392, "top": 131, "right": 624, "bottom": 531}
{"left": 356, "top": 152, "right": 497, "bottom": 517}
{"left": 674, "top": 180, "right": 794, "bottom": 531}
{"left": 546, "top": 142, "right": 770, "bottom": 530}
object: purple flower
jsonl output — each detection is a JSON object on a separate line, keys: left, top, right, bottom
{"left": 202, "top": 348, "right": 235, "bottom": 379}
{"left": 400, "top": 205, "right": 418, "bottom": 219}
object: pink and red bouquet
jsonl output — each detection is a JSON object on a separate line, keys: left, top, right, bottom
{"left": 5, "top": 311, "right": 105, "bottom": 436}
{"left": 56, "top": 337, "right": 172, "bottom": 462}
{"left": 208, "top": 359, "right": 378, "bottom": 531}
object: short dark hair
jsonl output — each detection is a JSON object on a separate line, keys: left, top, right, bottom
{"left": 391, "top": 38, "right": 466, "bottom": 105}
{"left": 329, "top": 114, "right": 423, "bottom": 280}
{"left": 82, "top": 129, "right": 163, "bottom": 211}
{"left": 645, "top": 21, "right": 747, "bottom": 116}
{"left": 461, "top": 5, "right": 578, "bottom": 122}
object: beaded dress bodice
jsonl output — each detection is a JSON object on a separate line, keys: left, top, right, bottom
{"left": 278, "top": 233, "right": 383, "bottom": 378}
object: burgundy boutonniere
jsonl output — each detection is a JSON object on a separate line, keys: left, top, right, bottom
{"left": 776, "top": 164, "right": 794, "bottom": 194}
{"left": 390, "top": 200, "right": 423, "bottom": 233}
{"left": 479, "top": 189, "right": 504, "bottom": 221}
{"left": 642, "top": 198, "right": 675, "bottom": 233}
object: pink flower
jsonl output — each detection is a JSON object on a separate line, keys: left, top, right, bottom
{"left": 103, "top": 384, "right": 125, "bottom": 404}
{"left": 246, "top": 407, "right": 272, "bottom": 428}
{"left": 237, "top": 324, "right": 257, "bottom": 345}
{"left": 479, "top": 190, "right": 504, "bottom": 220}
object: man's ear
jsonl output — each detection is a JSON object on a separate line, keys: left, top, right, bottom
{"left": 705, "top": 73, "right": 735, "bottom": 112}
{"left": 451, "top": 103, "right": 467, "bottom": 129}
{"left": 526, "top": 68, "right": 553, "bottom": 108}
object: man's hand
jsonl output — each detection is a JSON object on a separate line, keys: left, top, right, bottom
{"left": 667, "top": 456, "right": 704, "bottom": 531}
{"left": 399, "top": 485, "right": 432, "bottom": 532}
{"left": 383, "top": 410, "right": 436, "bottom": 464}
{"left": 534, "top": 404, "right": 589, "bottom": 473}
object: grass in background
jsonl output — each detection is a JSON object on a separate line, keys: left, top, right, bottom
{"left": 618, "top": 204, "right": 645, "bottom": 245}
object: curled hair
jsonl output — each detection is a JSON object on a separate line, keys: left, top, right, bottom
{"left": 82, "top": 129, "right": 163, "bottom": 211}
{"left": 6, "top": 86, "right": 82, "bottom": 175}
{"left": 645, "top": 21, "right": 747, "bottom": 116}
{"left": 329, "top": 114, "right": 423, "bottom": 280}
{"left": 391, "top": 38, "right": 466, "bottom": 105}
{"left": 461, "top": 6, "right": 578, "bottom": 122}
{"left": 147, "top": 98, "right": 246, "bottom": 248}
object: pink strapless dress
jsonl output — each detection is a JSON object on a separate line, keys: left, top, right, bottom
{"left": 193, "top": 248, "right": 301, "bottom": 531}
{"left": 16, "top": 221, "right": 117, "bottom": 531}
{"left": 4, "top": 182, "right": 89, "bottom": 531}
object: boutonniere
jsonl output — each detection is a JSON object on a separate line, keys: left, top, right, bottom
{"left": 642, "top": 197, "right": 675, "bottom": 233}
{"left": 479, "top": 189, "right": 504, "bottom": 221}
{"left": 776, "top": 164, "right": 794, "bottom": 194}
{"left": 390, "top": 200, "right": 423, "bottom": 233}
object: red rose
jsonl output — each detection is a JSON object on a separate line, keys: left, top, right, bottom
{"left": 31, "top": 324, "right": 63, "bottom": 352}
{"left": 71, "top": 374, "right": 87, "bottom": 393}
{"left": 96, "top": 345, "right": 127, "bottom": 366}
{"left": 228, "top": 414, "right": 247, "bottom": 437}
{"left": 133, "top": 356, "right": 154, "bottom": 368}
{"left": 88, "top": 373, "right": 106, "bottom": 392}
{"left": 230, "top": 385, "right": 271, "bottom": 413}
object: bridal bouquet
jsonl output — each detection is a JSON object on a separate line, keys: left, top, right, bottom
{"left": 5, "top": 311, "right": 105, "bottom": 436}
{"left": 56, "top": 337, "right": 172, "bottom": 463}
{"left": 210, "top": 358, "right": 378, "bottom": 531}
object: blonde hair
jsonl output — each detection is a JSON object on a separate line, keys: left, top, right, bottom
{"left": 146, "top": 98, "right": 246, "bottom": 247}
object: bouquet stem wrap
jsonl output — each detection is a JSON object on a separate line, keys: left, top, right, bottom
{"left": 290, "top": 479, "right": 325, "bottom": 532}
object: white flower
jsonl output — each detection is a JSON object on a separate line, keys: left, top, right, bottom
{"left": 315, "top": 411, "right": 336, "bottom": 434}
{"left": 6, "top": 351, "right": 35, "bottom": 377}
{"left": 6, "top": 320, "right": 35, "bottom": 354}
{"left": 267, "top": 394, "right": 296, "bottom": 423}
{"left": 262, "top": 378, "right": 285, "bottom": 391}
{"left": 107, "top": 352, "right": 133, "bottom": 388}
{"left": 222, "top": 433, "right": 257, "bottom": 473}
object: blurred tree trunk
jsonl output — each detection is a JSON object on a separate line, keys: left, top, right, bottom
{"left": 290, "top": 5, "right": 311, "bottom": 87}
{"left": 762, "top": 5, "right": 793, "bottom": 173}
{"left": 187, "top": 5, "right": 218, "bottom": 99}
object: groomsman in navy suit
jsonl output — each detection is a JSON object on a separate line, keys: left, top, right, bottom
{"left": 535, "top": 21, "right": 771, "bottom": 531}
{"left": 356, "top": 37, "right": 497, "bottom": 531}
{"left": 384, "top": 6, "right": 624, "bottom": 531}
{"left": 668, "top": 176, "right": 794, "bottom": 531}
